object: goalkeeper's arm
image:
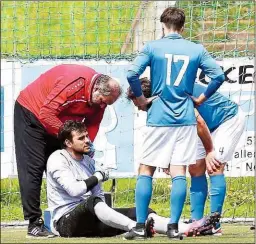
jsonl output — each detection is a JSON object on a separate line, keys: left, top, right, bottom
{"left": 48, "top": 153, "right": 109, "bottom": 197}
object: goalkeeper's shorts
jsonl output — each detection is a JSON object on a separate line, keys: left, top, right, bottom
{"left": 55, "top": 195, "right": 155, "bottom": 237}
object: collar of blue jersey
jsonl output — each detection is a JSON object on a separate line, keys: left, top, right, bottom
{"left": 163, "top": 33, "right": 183, "bottom": 39}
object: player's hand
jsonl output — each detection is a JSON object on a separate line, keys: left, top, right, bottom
{"left": 94, "top": 170, "right": 109, "bottom": 182}
{"left": 137, "top": 95, "right": 158, "bottom": 111}
{"left": 191, "top": 93, "right": 207, "bottom": 107}
{"left": 205, "top": 151, "right": 221, "bottom": 174}
{"left": 191, "top": 96, "right": 202, "bottom": 107}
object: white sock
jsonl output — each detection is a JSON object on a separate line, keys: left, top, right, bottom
{"left": 148, "top": 213, "right": 169, "bottom": 234}
{"left": 178, "top": 222, "right": 191, "bottom": 234}
{"left": 148, "top": 213, "right": 189, "bottom": 234}
{"left": 94, "top": 202, "right": 136, "bottom": 231}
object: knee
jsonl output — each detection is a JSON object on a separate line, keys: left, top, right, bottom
{"left": 87, "top": 196, "right": 104, "bottom": 215}
{"left": 189, "top": 161, "right": 206, "bottom": 177}
{"left": 169, "top": 165, "right": 187, "bottom": 178}
{"left": 189, "top": 167, "right": 204, "bottom": 177}
{"left": 138, "top": 164, "right": 155, "bottom": 176}
{"left": 209, "top": 164, "right": 226, "bottom": 176}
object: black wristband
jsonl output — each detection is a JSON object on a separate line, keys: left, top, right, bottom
{"left": 83, "top": 176, "right": 98, "bottom": 191}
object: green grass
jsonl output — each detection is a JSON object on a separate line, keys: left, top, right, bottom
{"left": 176, "top": 1, "right": 254, "bottom": 57}
{"left": 1, "top": 177, "right": 254, "bottom": 222}
{"left": 1, "top": 1, "right": 140, "bottom": 58}
{"left": 1, "top": 224, "right": 254, "bottom": 243}
{"left": 1, "top": 1, "right": 254, "bottom": 59}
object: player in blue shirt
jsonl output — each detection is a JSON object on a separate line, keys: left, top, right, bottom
{"left": 125, "top": 7, "right": 225, "bottom": 240}
{"left": 127, "top": 78, "right": 245, "bottom": 237}
{"left": 189, "top": 83, "right": 245, "bottom": 235}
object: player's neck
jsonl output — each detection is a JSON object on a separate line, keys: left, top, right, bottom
{"left": 65, "top": 148, "right": 83, "bottom": 161}
{"left": 163, "top": 27, "right": 183, "bottom": 36}
{"left": 164, "top": 30, "right": 181, "bottom": 36}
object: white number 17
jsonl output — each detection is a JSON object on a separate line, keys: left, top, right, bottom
{"left": 165, "top": 54, "right": 189, "bottom": 86}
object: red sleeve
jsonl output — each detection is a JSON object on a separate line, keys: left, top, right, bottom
{"left": 38, "top": 77, "right": 85, "bottom": 136}
{"left": 86, "top": 109, "right": 105, "bottom": 142}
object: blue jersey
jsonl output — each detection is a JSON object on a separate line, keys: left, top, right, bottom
{"left": 127, "top": 33, "right": 224, "bottom": 126}
{"left": 193, "top": 83, "right": 238, "bottom": 132}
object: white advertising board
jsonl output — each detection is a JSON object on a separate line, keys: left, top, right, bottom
{"left": 0, "top": 58, "right": 254, "bottom": 178}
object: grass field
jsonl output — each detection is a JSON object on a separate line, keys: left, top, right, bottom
{"left": 1, "top": 1, "right": 140, "bottom": 58}
{"left": 1, "top": 177, "right": 254, "bottom": 222}
{"left": 1, "top": 1, "right": 254, "bottom": 59}
{"left": 1, "top": 224, "right": 255, "bottom": 243}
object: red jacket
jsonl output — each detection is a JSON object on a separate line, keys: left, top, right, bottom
{"left": 17, "top": 64, "right": 105, "bottom": 142}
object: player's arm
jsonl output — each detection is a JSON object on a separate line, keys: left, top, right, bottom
{"left": 195, "top": 109, "right": 221, "bottom": 173}
{"left": 127, "top": 43, "right": 154, "bottom": 110}
{"left": 194, "top": 47, "right": 225, "bottom": 106}
{"left": 39, "top": 83, "right": 67, "bottom": 136}
{"left": 85, "top": 108, "right": 105, "bottom": 142}
{"left": 48, "top": 153, "right": 108, "bottom": 197}
{"left": 88, "top": 159, "right": 106, "bottom": 201}
{"left": 195, "top": 109, "right": 213, "bottom": 154}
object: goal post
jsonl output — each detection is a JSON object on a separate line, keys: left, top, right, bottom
{"left": 1, "top": 1, "right": 254, "bottom": 224}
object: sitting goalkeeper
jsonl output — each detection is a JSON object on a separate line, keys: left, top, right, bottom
{"left": 46, "top": 120, "right": 218, "bottom": 238}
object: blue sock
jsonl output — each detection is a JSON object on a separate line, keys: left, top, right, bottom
{"left": 135, "top": 175, "right": 153, "bottom": 224}
{"left": 169, "top": 176, "right": 187, "bottom": 224}
{"left": 190, "top": 174, "right": 208, "bottom": 220}
{"left": 210, "top": 174, "right": 226, "bottom": 215}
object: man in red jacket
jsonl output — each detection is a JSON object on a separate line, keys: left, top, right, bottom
{"left": 14, "top": 64, "right": 121, "bottom": 238}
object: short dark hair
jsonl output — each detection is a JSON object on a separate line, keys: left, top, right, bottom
{"left": 160, "top": 7, "right": 185, "bottom": 31}
{"left": 58, "top": 120, "right": 86, "bottom": 148}
{"left": 126, "top": 77, "right": 151, "bottom": 100}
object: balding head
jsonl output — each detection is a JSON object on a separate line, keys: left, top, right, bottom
{"left": 91, "top": 75, "right": 122, "bottom": 108}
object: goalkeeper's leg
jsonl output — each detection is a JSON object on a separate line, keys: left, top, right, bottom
{"left": 95, "top": 207, "right": 156, "bottom": 237}
{"left": 56, "top": 196, "right": 148, "bottom": 237}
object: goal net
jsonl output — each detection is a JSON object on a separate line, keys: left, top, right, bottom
{"left": 1, "top": 1, "right": 254, "bottom": 224}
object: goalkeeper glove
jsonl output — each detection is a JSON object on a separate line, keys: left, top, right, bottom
{"left": 94, "top": 170, "right": 109, "bottom": 182}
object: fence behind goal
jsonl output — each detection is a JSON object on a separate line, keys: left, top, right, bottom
{"left": 1, "top": 1, "right": 255, "bottom": 224}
